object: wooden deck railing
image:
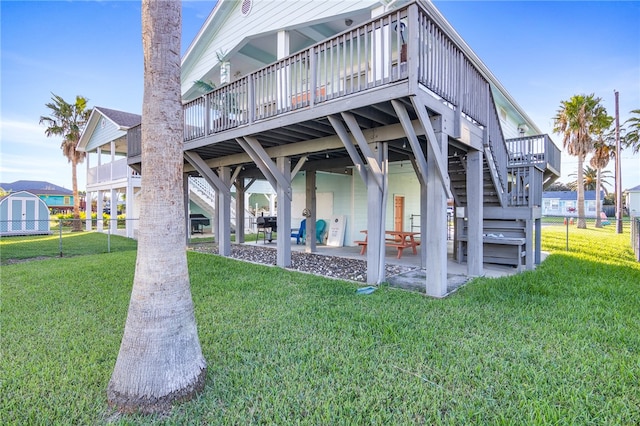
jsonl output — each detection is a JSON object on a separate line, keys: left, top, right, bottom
{"left": 176, "top": 1, "right": 560, "bottom": 206}
{"left": 506, "top": 134, "right": 561, "bottom": 174}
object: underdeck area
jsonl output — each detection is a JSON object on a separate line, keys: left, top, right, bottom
{"left": 128, "top": 1, "right": 559, "bottom": 296}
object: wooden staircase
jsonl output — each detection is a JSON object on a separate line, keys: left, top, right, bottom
{"left": 448, "top": 134, "right": 560, "bottom": 269}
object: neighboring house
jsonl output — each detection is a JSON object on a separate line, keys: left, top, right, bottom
{"left": 127, "top": 0, "right": 561, "bottom": 295}
{"left": 626, "top": 184, "right": 640, "bottom": 217}
{"left": 77, "top": 107, "right": 142, "bottom": 238}
{"left": 0, "top": 190, "right": 51, "bottom": 236}
{"left": 0, "top": 180, "right": 74, "bottom": 214}
{"left": 542, "top": 190, "right": 604, "bottom": 218}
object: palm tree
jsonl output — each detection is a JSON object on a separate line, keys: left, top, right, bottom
{"left": 623, "top": 109, "right": 640, "bottom": 154}
{"left": 553, "top": 94, "right": 611, "bottom": 228}
{"left": 568, "top": 165, "right": 613, "bottom": 193}
{"left": 107, "top": 0, "right": 206, "bottom": 414}
{"left": 40, "top": 94, "right": 91, "bottom": 231}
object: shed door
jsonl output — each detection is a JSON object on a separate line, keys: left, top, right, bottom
{"left": 25, "top": 199, "right": 36, "bottom": 231}
{"left": 10, "top": 198, "right": 24, "bottom": 231}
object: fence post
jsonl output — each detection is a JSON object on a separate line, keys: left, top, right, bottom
{"left": 58, "top": 219, "right": 63, "bottom": 257}
{"left": 565, "top": 216, "right": 569, "bottom": 251}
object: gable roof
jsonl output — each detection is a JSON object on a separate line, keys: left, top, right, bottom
{"left": 542, "top": 190, "right": 603, "bottom": 201}
{"left": 77, "top": 106, "right": 141, "bottom": 153}
{"left": 95, "top": 106, "right": 141, "bottom": 128}
{"left": 0, "top": 180, "right": 73, "bottom": 195}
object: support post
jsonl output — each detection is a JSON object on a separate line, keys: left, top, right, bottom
{"left": 305, "top": 170, "right": 317, "bottom": 252}
{"left": 466, "top": 149, "right": 483, "bottom": 277}
{"left": 218, "top": 166, "right": 231, "bottom": 256}
{"left": 425, "top": 127, "right": 448, "bottom": 297}
{"left": 366, "top": 141, "right": 388, "bottom": 284}
{"left": 235, "top": 178, "right": 246, "bottom": 243}
{"left": 276, "top": 157, "right": 292, "bottom": 267}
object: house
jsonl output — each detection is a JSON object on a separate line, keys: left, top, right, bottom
{"left": 542, "top": 190, "right": 605, "bottom": 218}
{"left": 127, "top": 0, "right": 560, "bottom": 296}
{"left": 77, "top": 107, "right": 142, "bottom": 237}
{"left": 626, "top": 184, "right": 640, "bottom": 217}
{"left": 0, "top": 191, "right": 51, "bottom": 236}
{"left": 0, "top": 180, "right": 74, "bottom": 214}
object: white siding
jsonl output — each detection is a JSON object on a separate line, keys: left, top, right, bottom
{"left": 182, "top": 0, "right": 378, "bottom": 96}
{"left": 85, "top": 116, "right": 126, "bottom": 152}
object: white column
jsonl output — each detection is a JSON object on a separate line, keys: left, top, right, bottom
{"left": 276, "top": 30, "right": 290, "bottom": 111}
{"left": 85, "top": 153, "right": 92, "bottom": 230}
{"left": 96, "top": 191, "right": 104, "bottom": 232}
{"left": 110, "top": 188, "right": 117, "bottom": 233}
{"left": 85, "top": 190, "right": 93, "bottom": 231}
{"left": 268, "top": 194, "right": 276, "bottom": 216}
{"left": 126, "top": 174, "right": 134, "bottom": 238}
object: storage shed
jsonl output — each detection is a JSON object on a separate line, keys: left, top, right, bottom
{"left": 0, "top": 191, "right": 51, "bottom": 236}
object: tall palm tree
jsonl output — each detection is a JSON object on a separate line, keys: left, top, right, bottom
{"left": 623, "top": 109, "right": 640, "bottom": 154}
{"left": 107, "top": 0, "right": 206, "bottom": 413}
{"left": 40, "top": 94, "right": 91, "bottom": 231}
{"left": 553, "top": 94, "right": 610, "bottom": 228}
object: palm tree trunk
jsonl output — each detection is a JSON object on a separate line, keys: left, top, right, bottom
{"left": 594, "top": 167, "right": 602, "bottom": 228}
{"left": 71, "top": 158, "right": 82, "bottom": 232}
{"left": 107, "top": 0, "right": 206, "bottom": 413}
{"left": 577, "top": 156, "right": 587, "bottom": 228}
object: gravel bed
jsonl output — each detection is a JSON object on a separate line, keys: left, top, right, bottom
{"left": 189, "top": 243, "right": 416, "bottom": 283}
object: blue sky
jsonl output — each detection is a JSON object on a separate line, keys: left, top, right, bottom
{"left": 1, "top": 0, "right": 639, "bottom": 192}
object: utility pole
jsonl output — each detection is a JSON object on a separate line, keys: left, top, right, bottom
{"left": 615, "top": 90, "right": 623, "bottom": 234}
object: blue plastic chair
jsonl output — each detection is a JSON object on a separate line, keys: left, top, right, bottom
{"left": 315, "top": 219, "right": 326, "bottom": 244}
{"left": 291, "top": 219, "right": 306, "bottom": 244}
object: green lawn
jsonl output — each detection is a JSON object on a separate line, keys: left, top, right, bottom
{"left": 1, "top": 228, "right": 639, "bottom": 424}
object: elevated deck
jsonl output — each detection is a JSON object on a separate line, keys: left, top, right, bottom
{"left": 126, "top": 1, "right": 560, "bottom": 291}
{"left": 128, "top": 1, "right": 559, "bottom": 201}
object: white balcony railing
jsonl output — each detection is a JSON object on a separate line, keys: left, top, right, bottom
{"left": 87, "top": 158, "right": 140, "bottom": 185}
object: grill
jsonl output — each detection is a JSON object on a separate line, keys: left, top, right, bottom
{"left": 256, "top": 214, "right": 277, "bottom": 243}
{"left": 189, "top": 213, "right": 210, "bottom": 234}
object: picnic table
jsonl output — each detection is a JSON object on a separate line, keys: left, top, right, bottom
{"left": 355, "top": 230, "right": 421, "bottom": 259}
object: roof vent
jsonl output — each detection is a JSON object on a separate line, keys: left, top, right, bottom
{"left": 241, "top": 0, "right": 253, "bottom": 16}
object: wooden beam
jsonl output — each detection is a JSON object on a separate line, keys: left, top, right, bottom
{"left": 184, "top": 119, "right": 426, "bottom": 172}
{"left": 411, "top": 97, "right": 453, "bottom": 200}
{"left": 235, "top": 137, "right": 278, "bottom": 191}
{"left": 243, "top": 136, "right": 292, "bottom": 201}
{"left": 230, "top": 166, "right": 242, "bottom": 186}
{"left": 391, "top": 99, "right": 429, "bottom": 189}
{"left": 183, "top": 151, "right": 231, "bottom": 198}
{"left": 341, "top": 112, "right": 384, "bottom": 191}
{"left": 291, "top": 156, "right": 307, "bottom": 179}
{"left": 327, "top": 115, "right": 368, "bottom": 184}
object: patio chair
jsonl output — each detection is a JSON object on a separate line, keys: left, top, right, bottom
{"left": 316, "top": 219, "right": 327, "bottom": 244}
{"left": 292, "top": 219, "right": 306, "bottom": 244}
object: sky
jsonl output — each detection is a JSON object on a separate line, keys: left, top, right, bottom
{"left": 1, "top": 0, "right": 639, "bottom": 193}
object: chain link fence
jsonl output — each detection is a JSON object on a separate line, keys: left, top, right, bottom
{"left": 541, "top": 216, "right": 635, "bottom": 256}
{"left": 1, "top": 218, "right": 140, "bottom": 262}
{"left": 4, "top": 216, "right": 639, "bottom": 263}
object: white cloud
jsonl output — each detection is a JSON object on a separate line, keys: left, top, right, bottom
{"left": 0, "top": 118, "right": 86, "bottom": 188}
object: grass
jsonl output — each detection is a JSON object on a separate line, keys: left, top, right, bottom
{"left": 0, "top": 231, "right": 137, "bottom": 264}
{"left": 1, "top": 228, "right": 639, "bottom": 424}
